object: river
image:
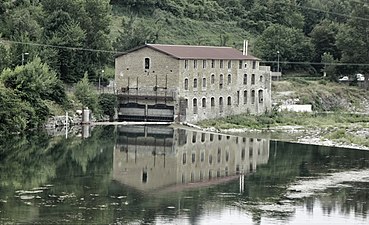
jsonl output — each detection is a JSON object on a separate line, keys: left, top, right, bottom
{"left": 0, "top": 125, "right": 368, "bottom": 224}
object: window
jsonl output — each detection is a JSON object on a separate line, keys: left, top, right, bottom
{"left": 211, "top": 74, "right": 215, "bottom": 84}
{"left": 251, "top": 90, "right": 255, "bottom": 104}
{"left": 241, "top": 148, "right": 245, "bottom": 160}
{"left": 194, "top": 78, "right": 198, "bottom": 89}
{"left": 210, "top": 134, "right": 214, "bottom": 141}
{"left": 228, "top": 60, "right": 232, "bottom": 69}
{"left": 251, "top": 74, "right": 255, "bottom": 85}
{"left": 237, "top": 91, "right": 240, "bottom": 105}
{"left": 192, "top": 153, "right": 196, "bottom": 163}
{"left": 245, "top": 62, "right": 248, "bottom": 69}
{"left": 202, "top": 97, "right": 206, "bottom": 108}
{"left": 202, "top": 77, "right": 206, "bottom": 88}
{"left": 185, "top": 98, "right": 188, "bottom": 108}
{"left": 211, "top": 97, "right": 215, "bottom": 107}
{"left": 142, "top": 171, "right": 148, "bottom": 183}
{"left": 183, "top": 153, "right": 186, "bottom": 164}
{"left": 239, "top": 60, "right": 243, "bottom": 69}
{"left": 227, "top": 74, "right": 232, "bottom": 84}
{"left": 219, "top": 97, "right": 223, "bottom": 112}
{"left": 220, "top": 60, "right": 224, "bottom": 68}
{"left": 201, "top": 152, "right": 205, "bottom": 162}
{"left": 184, "top": 78, "right": 189, "bottom": 90}
{"left": 192, "top": 131, "right": 197, "bottom": 143}
{"left": 193, "top": 98, "right": 198, "bottom": 114}
{"left": 203, "top": 60, "right": 206, "bottom": 68}
{"left": 227, "top": 96, "right": 232, "bottom": 106}
{"left": 252, "top": 61, "right": 256, "bottom": 69}
{"left": 243, "top": 90, "right": 247, "bottom": 104}
{"left": 217, "top": 148, "right": 221, "bottom": 163}
{"left": 243, "top": 74, "right": 247, "bottom": 85}
{"left": 209, "top": 155, "right": 213, "bottom": 164}
{"left": 201, "top": 133, "right": 205, "bottom": 142}
{"left": 185, "top": 60, "right": 188, "bottom": 69}
{"left": 258, "top": 90, "right": 264, "bottom": 103}
{"left": 194, "top": 60, "right": 198, "bottom": 69}
{"left": 219, "top": 74, "right": 223, "bottom": 89}
{"left": 211, "top": 59, "right": 215, "bottom": 68}
{"left": 260, "top": 75, "right": 263, "bottom": 82}
{"left": 144, "top": 58, "right": 150, "bottom": 70}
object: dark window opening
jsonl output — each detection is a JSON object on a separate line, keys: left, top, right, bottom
{"left": 144, "top": 58, "right": 150, "bottom": 70}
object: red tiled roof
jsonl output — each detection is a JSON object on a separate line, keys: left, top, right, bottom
{"left": 116, "top": 44, "right": 261, "bottom": 61}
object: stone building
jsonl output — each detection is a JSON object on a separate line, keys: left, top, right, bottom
{"left": 115, "top": 44, "right": 272, "bottom": 123}
{"left": 113, "top": 126, "right": 270, "bottom": 192}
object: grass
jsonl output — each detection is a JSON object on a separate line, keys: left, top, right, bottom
{"left": 198, "top": 111, "right": 369, "bottom": 130}
{"left": 110, "top": 4, "right": 254, "bottom": 48}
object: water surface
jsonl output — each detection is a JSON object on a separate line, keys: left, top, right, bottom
{"left": 0, "top": 125, "right": 368, "bottom": 224}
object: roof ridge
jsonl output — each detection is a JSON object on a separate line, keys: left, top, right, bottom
{"left": 147, "top": 44, "right": 232, "bottom": 49}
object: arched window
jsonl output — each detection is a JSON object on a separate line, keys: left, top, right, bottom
{"left": 219, "top": 74, "right": 224, "bottom": 89}
{"left": 243, "top": 90, "right": 247, "bottom": 104}
{"left": 258, "top": 90, "right": 264, "bottom": 103}
{"left": 184, "top": 78, "right": 188, "bottom": 90}
{"left": 144, "top": 58, "right": 150, "bottom": 70}
{"left": 202, "top": 97, "right": 206, "bottom": 108}
{"left": 211, "top": 97, "right": 215, "bottom": 107}
{"left": 202, "top": 77, "right": 206, "bottom": 88}
{"left": 193, "top": 98, "right": 198, "bottom": 114}
{"left": 227, "top": 74, "right": 232, "bottom": 84}
{"left": 251, "top": 90, "right": 255, "bottom": 104}
{"left": 228, "top": 60, "right": 232, "bottom": 69}
{"left": 243, "top": 74, "right": 247, "bottom": 85}
{"left": 219, "top": 97, "right": 223, "bottom": 112}
{"left": 227, "top": 96, "right": 232, "bottom": 106}
{"left": 193, "top": 78, "right": 198, "bottom": 89}
{"left": 211, "top": 74, "right": 215, "bottom": 84}
{"left": 251, "top": 74, "right": 255, "bottom": 85}
{"left": 260, "top": 75, "right": 263, "bottom": 82}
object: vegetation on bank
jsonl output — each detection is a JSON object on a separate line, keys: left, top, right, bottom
{"left": 198, "top": 111, "right": 369, "bottom": 130}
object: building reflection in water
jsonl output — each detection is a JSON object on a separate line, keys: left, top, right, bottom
{"left": 113, "top": 126, "right": 270, "bottom": 193}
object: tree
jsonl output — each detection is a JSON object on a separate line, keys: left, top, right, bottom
{"left": 114, "top": 16, "right": 161, "bottom": 51}
{"left": 74, "top": 73, "right": 99, "bottom": 114}
{"left": 0, "top": 44, "right": 9, "bottom": 72}
{"left": 0, "top": 57, "right": 66, "bottom": 128}
{"left": 321, "top": 52, "right": 338, "bottom": 81}
{"left": 41, "top": 0, "right": 112, "bottom": 84}
{"left": 336, "top": 2, "right": 369, "bottom": 74}
{"left": 0, "top": 84, "right": 34, "bottom": 134}
{"left": 254, "top": 24, "right": 314, "bottom": 71}
{"left": 310, "top": 20, "right": 341, "bottom": 71}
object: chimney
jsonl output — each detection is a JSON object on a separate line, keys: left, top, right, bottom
{"left": 243, "top": 40, "right": 248, "bottom": 56}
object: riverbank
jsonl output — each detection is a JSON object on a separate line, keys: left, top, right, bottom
{"left": 218, "top": 125, "right": 369, "bottom": 151}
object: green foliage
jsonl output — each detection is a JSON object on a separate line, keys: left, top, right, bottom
{"left": 254, "top": 24, "right": 314, "bottom": 71}
{"left": 0, "top": 85, "right": 33, "bottom": 134}
{"left": 98, "top": 93, "right": 117, "bottom": 120}
{"left": 74, "top": 73, "right": 99, "bottom": 113}
{"left": 0, "top": 58, "right": 66, "bottom": 132}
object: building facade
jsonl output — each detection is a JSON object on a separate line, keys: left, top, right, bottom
{"left": 115, "top": 44, "right": 272, "bottom": 123}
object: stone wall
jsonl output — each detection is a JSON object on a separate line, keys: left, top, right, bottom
{"left": 115, "top": 47, "right": 272, "bottom": 123}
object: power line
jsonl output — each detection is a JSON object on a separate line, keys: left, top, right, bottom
{"left": 2, "top": 39, "right": 369, "bottom": 67}
{"left": 262, "top": 60, "right": 369, "bottom": 67}
{"left": 0, "top": 39, "right": 121, "bottom": 54}
{"left": 280, "top": 1, "right": 369, "bottom": 22}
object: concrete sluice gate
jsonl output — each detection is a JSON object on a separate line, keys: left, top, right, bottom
{"left": 118, "top": 102, "right": 175, "bottom": 122}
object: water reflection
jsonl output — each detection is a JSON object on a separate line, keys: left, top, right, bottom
{"left": 113, "top": 126, "right": 269, "bottom": 193}
{"left": 0, "top": 126, "right": 369, "bottom": 224}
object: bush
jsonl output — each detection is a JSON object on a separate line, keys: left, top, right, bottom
{"left": 98, "top": 93, "right": 117, "bottom": 121}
